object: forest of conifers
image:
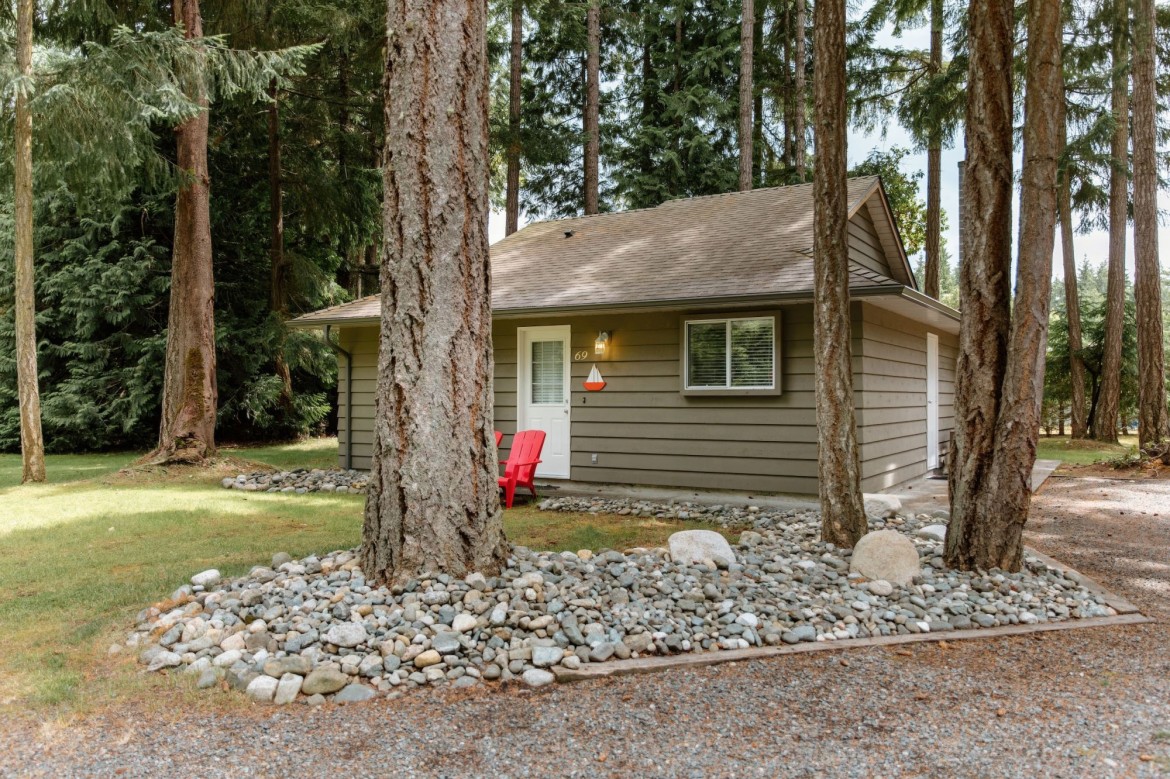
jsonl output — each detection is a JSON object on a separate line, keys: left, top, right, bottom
{"left": 1, "top": 0, "right": 1168, "bottom": 455}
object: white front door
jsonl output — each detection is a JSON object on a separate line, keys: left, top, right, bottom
{"left": 926, "top": 333, "right": 940, "bottom": 470}
{"left": 517, "top": 326, "right": 571, "bottom": 479}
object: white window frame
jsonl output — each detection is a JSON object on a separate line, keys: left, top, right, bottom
{"left": 683, "top": 315, "right": 777, "bottom": 392}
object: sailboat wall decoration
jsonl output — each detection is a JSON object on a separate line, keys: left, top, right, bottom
{"left": 584, "top": 364, "right": 606, "bottom": 391}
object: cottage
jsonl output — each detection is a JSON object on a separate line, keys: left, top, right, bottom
{"left": 290, "top": 176, "right": 959, "bottom": 496}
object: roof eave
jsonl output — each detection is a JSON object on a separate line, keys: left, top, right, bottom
{"left": 288, "top": 285, "right": 961, "bottom": 332}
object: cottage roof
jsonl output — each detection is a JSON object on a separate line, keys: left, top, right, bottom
{"left": 291, "top": 177, "right": 945, "bottom": 327}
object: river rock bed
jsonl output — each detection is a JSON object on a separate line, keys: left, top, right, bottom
{"left": 125, "top": 505, "right": 1115, "bottom": 706}
{"left": 222, "top": 469, "right": 368, "bottom": 494}
{"left": 536, "top": 495, "right": 918, "bottom": 531}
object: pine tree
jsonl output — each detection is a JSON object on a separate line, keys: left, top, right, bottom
{"left": 506, "top": 0, "right": 523, "bottom": 235}
{"left": 944, "top": 0, "right": 1015, "bottom": 570}
{"left": 584, "top": 0, "right": 601, "bottom": 214}
{"left": 1131, "top": 0, "right": 1170, "bottom": 457}
{"left": 361, "top": 0, "right": 508, "bottom": 585}
{"left": 1092, "top": 0, "right": 1130, "bottom": 443}
{"left": 813, "top": 0, "right": 866, "bottom": 547}
{"left": 738, "top": 0, "right": 754, "bottom": 191}
{"left": 12, "top": 0, "right": 46, "bottom": 482}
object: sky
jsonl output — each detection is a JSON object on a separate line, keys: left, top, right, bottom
{"left": 487, "top": 15, "right": 1170, "bottom": 282}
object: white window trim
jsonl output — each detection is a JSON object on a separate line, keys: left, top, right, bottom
{"left": 683, "top": 315, "right": 776, "bottom": 391}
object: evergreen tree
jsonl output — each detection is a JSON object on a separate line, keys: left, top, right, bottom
{"left": 11, "top": 0, "right": 46, "bottom": 482}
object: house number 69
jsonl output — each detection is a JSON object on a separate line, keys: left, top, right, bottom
{"left": 573, "top": 350, "right": 590, "bottom": 361}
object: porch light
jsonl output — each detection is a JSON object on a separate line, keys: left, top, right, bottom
{"left": 595, "top": 331, "right": 610, "bottom": 355}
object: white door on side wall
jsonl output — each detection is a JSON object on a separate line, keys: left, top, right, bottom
{"left": 517, "top": 325, "right": 571, "bottom": 479}
{"left": 926, "top": 332, "right": 940, "bottom": 470}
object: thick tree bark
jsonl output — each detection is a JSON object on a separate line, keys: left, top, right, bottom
{"left": 945, "top": 0, "right": 1015, "bottom": 570}
{"left": 923, "top": 0, "right": 943, "bottom": 299}
{"left": 960, "top": 0, "right": 1061, "bottom": 571}
{"left": 13, "top": 0, "right": 45, "bottom": 484}
{"left": 639, "top": 12, "right": 656, "bottom": 186}
{"left": 269, "top": 80, "right": 292, "bottom": 407}
{"left": 506, "top": 0, "right": 523, "bottom": 235}
{"left": 361, "top": 0, "right": 508, "bottom": 586}
{"left": 752, "top": 0, "right": 763, "bottom": 183}
{"left": 1092, "top": 0, "right": 1129, "bottom": 444}
{"left": 738, "top": 0, "right": 754, "bottom": 191}
{"left": 813, "top": 0, "right": 867, "bottom": 547}
{"left": 793, "top": 0, "right": 807, "bottom": 178}
{"left": 1059, "top": 111, "right": 1088, "bottom": 440}
{"left": 1132, "top": 0, "right": 1170, "bottom": 457}
{"left": 148, "top": 0, "right": 217, "bottom": 464}
{"left": 782, "top": 1, "right": 793, "bottom": 171}
{"left": 584, "top": 0, "right": 601, "bottom": 215}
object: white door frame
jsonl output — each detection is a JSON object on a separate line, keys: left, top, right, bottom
{"left": 926, "top": 332, "right": 940, "bottom": 470}
{"left": 517, "top": 325, "right": 572, "bottom": 479}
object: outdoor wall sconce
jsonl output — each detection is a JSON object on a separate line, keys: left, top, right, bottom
{"left": 595, "top": 330, "right": 610, "bottom": 355}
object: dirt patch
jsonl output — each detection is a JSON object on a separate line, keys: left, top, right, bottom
{"left": 110, "top": 456, "right": 277, "bottom": 487}
{"left": 1054, "top": 459, "right": 1170, "bottom": 480}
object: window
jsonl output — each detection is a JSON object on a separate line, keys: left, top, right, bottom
{"left": 684, "top": 316, "right": 776, "bottom": 391}
{"left": 530, "top": 340, "right": 564, "bottom": 403}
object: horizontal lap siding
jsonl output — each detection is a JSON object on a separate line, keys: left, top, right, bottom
{"left": 331, "top": 303, "right": 958, "bottom": 497}
{"left": 856, "top": 304, "right": 957, "bottom": 491}
{"left": 337, "top": 326, "right": 379, "bottom": 470}
{"left": 848, "top": 207, "right": 893, "bottom": 277}
{"left": 494, "top": 306, "right": 823, "bottom": 496}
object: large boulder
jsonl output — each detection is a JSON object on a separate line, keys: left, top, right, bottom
{"left": 668, "top": 530, "right": 734, "bottom": 566}
{"left": 862, "top": 494, "right": 902, "bottom": 518}
{"left": 849, "top": 530, "right": 920, "bottom": 586}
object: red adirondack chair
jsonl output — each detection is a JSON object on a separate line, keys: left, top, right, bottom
{"left": 498, "top": 429, "right": 545, "bottom": 508}
{"left": 494, "top": 430, "right": 504, "bottom": 448}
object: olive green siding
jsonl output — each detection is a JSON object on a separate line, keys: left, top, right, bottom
{"left": 848, "top": 205, "right": 892, "bottom": 277}
{"left": 333, "top": 302, "right": 954, "bottom": 496}
{"left": 336, "top": 325, "right": 378, "bottom": 471}
{"left": 494, "top": 305, "right": 832, "bottom": 495}
{"left": 855, "top": 303, "right": 957, "bottom": 492}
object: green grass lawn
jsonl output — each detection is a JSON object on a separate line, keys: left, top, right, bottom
{"left": 0, "top": 438, "right": 732, "bottom": 714}
{"left": 1035, "top": 434, "right": 1139, "bottom": 466}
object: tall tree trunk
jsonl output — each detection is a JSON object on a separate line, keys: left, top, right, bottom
{"left": 923, "top": 0, "right": 943, "bottom": 299}
{"left": 1092, "top": 0, "right": 1129, "bottom": 444}
{"left": 958, "top": 0, "right": 1061, "bottom": 571}
{"left": 639, "top": 12, "right": 656, "bottom": 186}
{"left": 361, "top": 0, "right": 508, "bottom": 585}
{"left": 752, "top": 0, "right": 764, "bottom": 183}
{"left": 672, "top": 12, "right": 683, "bottom": 166}
{"left": 148, "top": 0, "right": 217, "bottom": 464}
{"left": 269, "top": 80, "right": 292, "bottom": 407}
{"left": 1059, "top": 110, "right": 1088, "bottom": 440}
{"left": 13, "top": 0, "right": 45, "bottom": 484}
{"left": 584, "top": 0, "right": 601, "bottom": 215}
{"left": 738, "top": 0, "right": 754, "bottom": 191}
{"left": 1132, "top": 0, "right": 1170, "bottom": 457}
{"left": 506, "top": 0, "right": 523, "bottom": 235}
{"left": 782, "top": 0, "right": 794, "bottom": 171}
{"left": 944, "top": 0, "right": 1015, "bottom": 570}
{"left": 813, "top": 0, "right": 867, "bottom": 547}
{"left": 793, "top": 0, "right": 807, "bottom": 178}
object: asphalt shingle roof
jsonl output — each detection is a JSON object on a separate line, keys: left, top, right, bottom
{"left": 292, "top": 176, "right": 900, "bottom": 326}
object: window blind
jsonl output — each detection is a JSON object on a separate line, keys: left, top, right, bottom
{"left": 686, "top": 317, "right": 774, "bottom": 390}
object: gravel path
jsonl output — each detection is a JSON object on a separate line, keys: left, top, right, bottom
{"left": 3, "top": 476, "right": 1168, "bottom": 778}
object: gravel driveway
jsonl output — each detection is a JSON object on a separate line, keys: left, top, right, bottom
{"left": 3, "top": 475, "right": 1168, "bottom": 778}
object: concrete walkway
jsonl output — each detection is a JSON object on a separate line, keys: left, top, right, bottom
{"left": 885, "top": 459, "right": 1061, "bottom": 514}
